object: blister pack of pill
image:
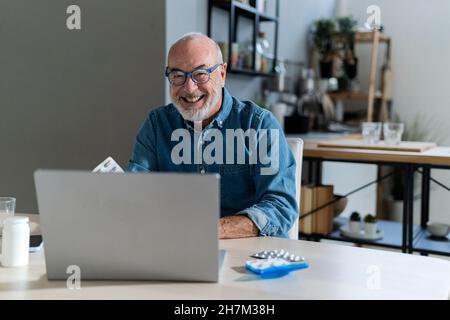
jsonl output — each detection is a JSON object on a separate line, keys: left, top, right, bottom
{"left": 245, "top": 258, "right": 309, "bottom": 275}
{"left": 251, "top": 249, "right": 305, "bottom": 262}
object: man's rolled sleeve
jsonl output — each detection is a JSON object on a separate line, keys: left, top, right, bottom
{"left": 239, "top": 110, "right": 298, "bottom": 238}
{"left": 237, "top": 206, "right": 279, "bottom": 236}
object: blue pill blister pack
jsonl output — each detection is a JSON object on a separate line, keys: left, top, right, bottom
{"left": 245, "top": 249, "right": 309, "bottom": 276}
{"left": 245, "top": 258, "right": 309, "bottom": 276}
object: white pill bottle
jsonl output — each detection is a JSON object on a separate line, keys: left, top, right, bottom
{"left": 1, "top": 216, "right": 30, "bottom": 267}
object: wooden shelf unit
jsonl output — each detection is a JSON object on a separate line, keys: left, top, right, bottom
{"left": 354, "top": 31, "right": 391, "bottom": 43}
{"left": 327, "top": 90, "right": 383, "bottom": 101}
{"left": 312, "top": 30, "right": 392, "bottom": 122}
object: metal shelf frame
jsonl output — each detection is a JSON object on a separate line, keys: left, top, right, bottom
{"left": 207, "top": 0, "right": 280, "bottom": 77}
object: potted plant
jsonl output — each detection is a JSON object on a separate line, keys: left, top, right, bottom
{"left": 336, "top": 16, "right": 358, "bottom": 90}
{"left": 364, "top": 214, "right": 378, "bottom": 238}
{"left": 349, "top": 211, "right": 361, "bottom": 234}
{"left": 336, "top": 16, "right": 357, "bottom": 52}
{"left": 313, "top": 19, "right": 335, "bottom": 79}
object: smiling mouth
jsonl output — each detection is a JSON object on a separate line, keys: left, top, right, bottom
{"left": 181, "top": 95, "right": 206, "bottom": 105}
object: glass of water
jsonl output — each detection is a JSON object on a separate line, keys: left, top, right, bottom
{"left": 0, "top": 197, "right": 16, "bottom": 228}
{"left": 384, "top": 123, "right": 405, "bottom": 145}
{"left": 362, "top": 122, "right": 382, "bottom": 144}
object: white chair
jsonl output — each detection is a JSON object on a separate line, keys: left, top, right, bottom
{"left": 286, "top": 138, "right": 304, "bottom": 240}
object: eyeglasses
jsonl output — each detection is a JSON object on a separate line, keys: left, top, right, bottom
{"left": 165, "top": 64, "right": 223, "bottom": 86}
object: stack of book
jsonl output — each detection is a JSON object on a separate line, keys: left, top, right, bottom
{"left": 300, "top": 185, "right": 335, "bottom": 235}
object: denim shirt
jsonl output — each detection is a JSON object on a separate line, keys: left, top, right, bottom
{"left": 128, "top": 88, "right": 297, "bottom": 238}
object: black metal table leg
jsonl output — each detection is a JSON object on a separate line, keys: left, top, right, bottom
{"left": 308, "top": 160, "right": 314, "bottom": 184}
{"left": 419, "top": 166, "right": 431, "bottom": 256}
{"left": 421, "top": 166, "right": 431, "bottom": 228}
{"left": 402, "top": 166, "right": 408, "bottom": 253}
{"left": 408, "top": 166, "right": 415, "bottom": 253}
{"left": 315, "top": 160, "right": 322, "bottom": 186}
{"left": 402, "top": 164, "right": 414, "bottom": 253}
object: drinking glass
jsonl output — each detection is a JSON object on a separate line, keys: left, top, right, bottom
{"left": 0, "top": 197, "right": 16, "bottom": 228}
{"left": 384, "top": 123, "right": 405, "bottom": 145}
{"left": 362, "top": 122, "right": 382, "bottom": 144}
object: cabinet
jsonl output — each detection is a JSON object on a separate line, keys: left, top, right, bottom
{"left": 207, "top": 0, "right": 279, "bottom": 77}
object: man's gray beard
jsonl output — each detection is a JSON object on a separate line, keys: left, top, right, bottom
{"left": 172, "top": 87, "right": 221, "bottom": 122}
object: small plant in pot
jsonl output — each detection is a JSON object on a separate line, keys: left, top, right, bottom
{"left": 313, "top": 19, "right": 335, "bottom": 79}
{"left": 336, "top": 16, "right": 358, "bottom": 90}
{"left": 364, "top": 214, "right": 378, "bottom": 237}
{"left": 349, "top": 211, "right": 361, "bottom": 234}
{"left": 336, "top": 16, "right": 357, "bottom": 55}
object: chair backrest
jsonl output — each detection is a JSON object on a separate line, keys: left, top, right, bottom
{"left": 286, "top": 138, "right": 303, "bottom": 240}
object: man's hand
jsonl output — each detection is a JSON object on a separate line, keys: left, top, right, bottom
{"left": 218, "top": 215, "right": 259, "bottom": 239}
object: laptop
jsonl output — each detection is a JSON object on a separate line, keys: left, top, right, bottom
{"left": 34, "top": 170, "right": 221, "bottom": 282}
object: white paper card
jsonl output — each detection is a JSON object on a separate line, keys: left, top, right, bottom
{"left": 93, "top": 156, "right": 124, "bottom": 173}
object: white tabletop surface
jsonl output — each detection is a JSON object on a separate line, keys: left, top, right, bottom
{"left": 0, "top": 234, "right": 449, "bottom": 300}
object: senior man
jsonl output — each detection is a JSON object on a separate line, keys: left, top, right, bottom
{"left": 128, "top": 33, "right": 297, "bottom": 239}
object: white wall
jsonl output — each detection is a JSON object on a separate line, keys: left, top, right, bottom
{"left": 336, "top": 0, "right": 450, "bottom": 224}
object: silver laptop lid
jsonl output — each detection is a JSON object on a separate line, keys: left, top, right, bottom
{"left": 34, "top": 170, "right": 220, "bottom": 282}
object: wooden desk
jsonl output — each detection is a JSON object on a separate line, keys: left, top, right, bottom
{"left": 0, "top": 236, "right": 449, "bottom": 299}
{"left": 291, "top": 133, "right": 450, "bottom": 256}
{"left": 303, "top": 140, "right": 450, "bottom": 167}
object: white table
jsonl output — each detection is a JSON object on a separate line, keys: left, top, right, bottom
{"left": 0, "top": 234, "right": 449, "bottom": 299}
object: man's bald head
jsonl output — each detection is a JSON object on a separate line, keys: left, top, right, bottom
{"left": 167, "top": 33, "right": 223, "bottom": 68}
{"left": 166, "top": 32, "right": 227, "bottom": 124}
